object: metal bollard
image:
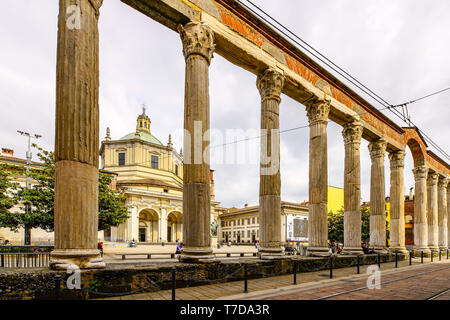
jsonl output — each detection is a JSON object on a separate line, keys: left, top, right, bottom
{"left": 293, "top": 260, "right": 297, "bottom": 285}
{"left": 356, "top": 255, "right": 360, "bottom": 274}
{"left": 171, "top": 267, "right": 176, "bottom": 301}
{"left": 439, "top": 250, "right": 441, "bottom": 261}
{"left": 377, "top": 253, "right": 381, "bottom": 269}
{"left": 395, "top": 252, "right": 398, "bottom": 268}
{"left": 409, "top": 251, "right": 412, "bottom": 266}
{"left": 244, "top": 263, "right": 248, "bottom": 293}
{"left": 421, "top": 251, "right": 424, "bottom": 264}
{"left": 0, "top": 255, "right": 3, "bottom": 268}
{"left": 447, "top": 249, "right": 449, "bottom": 260}
{"left": 329, "top": 256, "right": 333, "bottom": 279}
{"left": 431, "top": 250, "right": 433, "bottom": 262}
{"left": 54, "top": 274, "right": 61, "bottom": 301}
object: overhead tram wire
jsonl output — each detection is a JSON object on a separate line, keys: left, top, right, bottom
{"left": 237, "top": 0, "right": 450, "bottom": 161}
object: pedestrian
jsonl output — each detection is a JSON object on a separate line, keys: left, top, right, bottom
{"left": 97, "top": 241, "right": 104, "bottom": 257}
{"left": 176, "top": 242, "right": 183, "bottom": 254}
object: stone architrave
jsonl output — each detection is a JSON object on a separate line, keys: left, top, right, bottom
{"left": 305, "top": 97, "right": 331, "bottom": 257}
{"left": 412, "top": 165, "right": 430, "bottom": 255}
{"left": 437, "top": 177, "right": 448, "bottom": 250}
{"left": 389, "top": 150, "right": 408, "bottom": 253}
{"left": 427, "top": 172, "right": 439, "bottom": 251}
{"left": 256, "top": 68, "right": 285, "bottom": 259}
{"left": 178, "top": 22, "right": 216, "bottom": 262}
{"left": 342, "top": 120, "right": 363, "bottom": 255}
{"left": 50, "top": 0, "right": 105, "bottom": 270}
{"left": 368, "top": 139, "right": 388, "bottom": 253}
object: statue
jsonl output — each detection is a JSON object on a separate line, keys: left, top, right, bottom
{"left": 210, "top": 220, "right": 217, "bottom": 236}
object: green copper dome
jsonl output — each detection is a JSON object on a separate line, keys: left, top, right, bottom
{"left": 120, "top": 131, "right": 163, "bottom": 146}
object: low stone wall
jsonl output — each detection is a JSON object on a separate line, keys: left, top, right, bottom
{"left": 0, "top": 253, "right": 407, "bottom": 300}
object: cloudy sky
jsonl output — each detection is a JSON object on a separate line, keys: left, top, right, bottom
{"left": 1, "top": 0, "right": 449, "bottom": 208}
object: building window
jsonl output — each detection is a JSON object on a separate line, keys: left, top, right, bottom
{"left": 140, "top": 121, "right": 143, "bottom": 128}
{"left": 144, "top": 122, "right": 147, "bottom": 128}
{"left": 247, "top": 230, "right": 250, "bottom": 237}
{"left": 151, "top": 155, "right": 159, "bottom": 169}
{"left": 118, "top": 152, "right": 125, "bottom": 166}
{"left": 175, "top": 164, "right": 179, "bottom": 176}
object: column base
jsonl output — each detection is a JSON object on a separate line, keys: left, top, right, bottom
{"left": 371, "top": 247, "right": 388, "bottom": 254}
{"left": 258, "top": 247, "right": 285, "bottom": 260}
{"left": 412, "top": 247, "right": 431, "bottom": 257}
{"left": 389, "top": 247, "right": 409, "bottom": 254}
{"left": 439, "top": 246, "right": 448, "bottom": 251}
{"left": 307, "top": 247, "right": 331, "bottom": 257}
{"left": 179, "top": 247, "right": 216, "bottom": 263}
{"left": 428, "top": 245, "right": 440, "bottom": 251}
{"left": 342, "top": 247, "right": 364, "bottom": 255}
{"left": 50, "top": 249, "right": 105, "bottom": 270}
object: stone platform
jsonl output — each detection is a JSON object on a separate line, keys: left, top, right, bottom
{"left": 0, "top": 253, "right": 407, "bottom": 300}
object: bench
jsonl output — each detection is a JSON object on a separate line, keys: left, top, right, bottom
{"left": 117, "top": 253, "right": 176, "bottom": 260}
{"left": 214, "top": 252, "right": 257, "bottom": 257}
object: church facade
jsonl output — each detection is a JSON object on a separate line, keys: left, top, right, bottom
{"left": 100, "top": 108, "right": 226, "bottom": 244}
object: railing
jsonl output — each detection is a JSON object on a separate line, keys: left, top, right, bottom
{"left": 0, "top": 252, "right": 51, "bottom": 268}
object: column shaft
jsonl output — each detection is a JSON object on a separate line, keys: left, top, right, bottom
{"left": 412, "top": 165, "right": 430, "bottom": 254}
{"left": 257, "top": 68, "right": 285, "bottom": 259}
{"left": 438, "top": 177, "right": 448, "bottom": 250}
{"left": 427, "top": 173, "right": 439, "bottom": 250}
{"left": 306, "top": 98, "right": 331, "bottom": 256}
{"left": 50, "top": 0, "right": 105, "bottom": 270}
{"left": 178, "top": 22, "right": 215, "bottom": 262}
{"left": 389, "top": 151, "right": 407, "bottom": 252}
{"left": 342, "top": 121, "right": 363, "bottom": 254}
{"left": 368, "top": 139, "right": 387, "bottom": 253}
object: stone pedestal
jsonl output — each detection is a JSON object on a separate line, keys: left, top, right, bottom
{"left": 342, "top": 121, "right": 364, "bottom": 255}
{"left": 305, "top": 98, "right": 331, "bottom": 257}
{"left": 50, "top": 0, "right": 105, "bottom": 270}
{"left": 178, "top": 22, "right": 215, "bottom": 262}
{"left": 257, "top": 68, "right": 285, "bottom": 259}
{"left": 412, "top": 165, "right": 430, "bottom": 255}
{"left": 368, "top": 139, "right": 388, "bottom": 253}
{"left": 427, "top": 172, "right": 439, "bottom": 251}
{"left": 389, "top": 151, "right": 408, "bottom": 253}
{"left": 438, "top": 177, "right": 448, "bottom": 250}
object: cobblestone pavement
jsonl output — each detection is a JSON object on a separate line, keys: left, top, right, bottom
{"left": 100, "top": 256, "right": 449, "bottom": 300}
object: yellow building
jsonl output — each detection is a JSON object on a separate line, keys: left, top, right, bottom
{"left": 100, "top": 107, "right": 226, "bottom": 244}
{"left": 328, "top": 186, "right": 344, "bottom": 214}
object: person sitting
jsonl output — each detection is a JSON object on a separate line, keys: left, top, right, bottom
{"left": 176, "top": 242, "right": 183, "bottom": 254}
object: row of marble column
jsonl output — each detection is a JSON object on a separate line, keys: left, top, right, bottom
{"left": 51, "top": 3, "right": 449, "bottom": 268}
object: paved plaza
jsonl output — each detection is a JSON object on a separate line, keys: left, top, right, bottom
{"left": 100, "top": 256, "right": 449, "bottom": 300}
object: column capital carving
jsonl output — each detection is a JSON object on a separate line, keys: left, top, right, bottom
{"left": 427, "top": 172, "right": 439, "bottom": 186}
{"left": 256, "top": 68, "right": 285, "bottom": 102}
{"left": 368, "top": 139, "right": 387, "bottom": 160}
{"left": 305, "top": 97, "right": 331, "bottom": 124}
{"left": 438, "top": 176, "right": 449, "bottom": 190}
{"left": 178, "top": 22, "right": 215, "bottom": 64}
{"left": 88, "top": 0, "right": 103, "bottom": 16}
{"left": 412, "top": 165, "right": 428, "bottom": 181}
{"left": 388, "top": 150, "right": 406, "bottom": 169}
{"left": 342, "top": 121, "right": 363, "bottom": 145}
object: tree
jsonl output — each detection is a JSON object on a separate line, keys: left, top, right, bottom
{"left": 0, "top": 145, "right": 129, "bottom": 243}
{"left": 328, "top": 207, "right": 371, "bottom": 244}
{"left": 0, "top": 164, "right": 23, "bottom": 233}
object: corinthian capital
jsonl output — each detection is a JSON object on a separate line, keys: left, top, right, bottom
{"left": 305, "top": 97, "right": 330, "bottom": 124}
{"left": 178, "top": 22, "right": 215, "bottom": 64}
{"left": 89, "top": 0, "right": 103, "bottom": 15}
{"left": 427, "top": 172, "right": 439, "bottom": 186}
{"left": 438, "top": 176, "right": 449, "bottom": 190}
{"left": 368, "top": 139, "right": 387, "bottom": 160}
{"left": 388, "top": 150, "right": 405, "bottom": 169}
{"left": 342, "top": 121, "right": 363, "bottom": 145}
{"left": 256, "top": 68, "right": 285, "bottom": 102}
{"left": 412, "top": 165, "right": 428, "bottom": 181}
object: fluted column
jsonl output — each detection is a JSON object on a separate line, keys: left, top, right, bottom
{"left": 389, "top": 150, "right": 407, "bottom": 253}
{"left": 368, "top": 139, "right": 387, "bottom": 253}
{"left": 50, "top": 0, "right": 105, "bottom": 270}
{"left": 427, "top": 172, "right": 439, "bottom": 251}
{"left": 178, "top": 22, "right": 215, "bottom": 262}
{"left": 256, "top": 68, "right": 285, "bottom": 259}
{"left": 438, "top": 177, "right": 448, "bottom": 250}
{"left": 305, "top": 98, "right": 331, "bottom": 256}
{"left": 412, "top": 165, "right": 430, "bottom": 255}
{"left": 342, "top": 121, "right": 363, "bottom": 255}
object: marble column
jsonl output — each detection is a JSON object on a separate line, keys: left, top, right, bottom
{"left": 342, "top": 121, "right": 363, "bottom": 255}
{"left": 129, "top": 206, "right": 139, "bottom": 241}
{"left": 256, "top": 68, "right": 285, "bottom": 259}
{"left": 50, "top": 0, "right": 105, "bottom": 270}
{"left": 438, "top": 177, "right": 448, "bottom": 250}
{"left": 178, "top": 22, "right": 215, "bottom": 262}
{"left": 160, "top": 208, "right": 168, "bottom": 242}
{"left": 388, "top": 150, "right": 408, "bottom": 253}
{"left": 305, "top": 98, "right": 331, "bottom": 256}
{"left": 427, "top": 172, "right": 439, "bottom": 251}
{"left": 368, "top": 139, "right": 387, "bottom": 253}
{"left": 412, "top": 165, "right": 430, "bottom": 255}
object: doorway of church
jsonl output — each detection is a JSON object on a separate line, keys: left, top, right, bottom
{"left": 167, "top": 226, "right": 172, "bottom": 242}
{"left": 139, "top": 228, "right": 146, "bottom": 242}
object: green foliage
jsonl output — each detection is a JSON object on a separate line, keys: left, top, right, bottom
{"left": 0, "top": 145, "right": 129, "bottom": 241}
{"left": 361, "top": 207, "right": 370, "bottom": 243}
{"left": 328, "top": 207, "right": 371, "bottom": 244}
